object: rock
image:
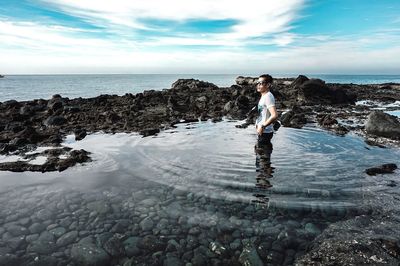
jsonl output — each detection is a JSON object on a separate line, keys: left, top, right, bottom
{"left": 44, "top": 116, "right": 67, "bottom": 126}
{"left": 48, "top": 100, "right": 63, "bottom": 112}
{"left": 64, "top": 105, "right": 81, "bottom": 113}
{"left": 36, "top": 208, "right": 55, "bottom": 221}
{"left": 139, "top": 198, "right": 158, "bottom": 207}
{"left": 56, "top": 230, "right": 78, "bottom": 247}
{"left": 317, "top": 114, "right": 349, "bottom": 135}
{"left": 291, "top": 75, "right": 309, "bottom": 88}
{"left": 0, "top": 253, "right": 20, "bottom": 266}
{"left": 318, "top": 114, "right": 338, "bottom": 127}
{"left": 304, "top": 223, "right": 321, "bottom": 236}
{"left": 296, "top": 215, "right": 400, "bottom": 265}
{"left": 49, "top": 227, "right": 67, "bottom": 238}
{"left": 365, "top": 111, "right": 400, "bottom": 139}
{"left": 103, "top": 236, "right": 125, "bottom": 257}
{"left": 236, "top": 76, "right": 258, "bottom": 86}
{"left": 230, "top": 239, "right": 242, "bottom": 250}
{"left": 28, "top": 231, "right": 56, "bottom": 254}
{"left": 166, "top": 239, "right": 180, "bottom": 252}
{"left": 281, "top": 106, "right": 307, "bottom": 128}
{"left": 7, "top": 236, "right": 26, "bottom": 251}
{"left": 139, "top": 217, "right": 154, "bottom": 231}
{"left": 71, "top": 243, "right": 110, "bottom": 266}
{"left": 366, "top": 163, "right": 397, "bottom": 176}
{"left": 139, "top": 128, "right": 160, "bottom": 137}
{"left": 289, "top": 75, "right": 356, "bottom": 105}
{"left": 2, "top": 100, "right": 20, "bottom": 108}
{"left": 171, "top": 79, "right": 218, "bottom": 91}
{"left": 87, "top": 201, "right": 111, "bottom": 215}
{"left": 164, "top": 256, "right": 184, "bottom": 266}
{"left": 5, "top": 224, "right": 29, "bottom": 237}
{"left": 123, "top": 237, "right": 141, "bottom": 257}
{"left": 74, "top": 129, "right": 87, "bottom": 141}
{"left": 29, "top": 223, "right": 46, "bottom": 234}
{"left": 192, "top": 253, "right": 207, "bottom": 266}
{"left": 238, "top": 243, "right": 264, "bottom": 266}
{"left": 139, "top": 235, "right": 166, "bottom": 253}
{"left": 95, "top": 232, "right": 112, "bottom": 247}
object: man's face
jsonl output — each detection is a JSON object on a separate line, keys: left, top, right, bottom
{"left": 256, "top": 78, "right": 269, "bottom": 93}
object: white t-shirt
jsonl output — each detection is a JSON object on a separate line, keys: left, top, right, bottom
{"left": 256, "top": 91, "right": 275, "bottom": 133}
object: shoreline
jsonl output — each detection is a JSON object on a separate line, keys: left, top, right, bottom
{"left": 1, "top": 75, "right": 399, "bottom": 172}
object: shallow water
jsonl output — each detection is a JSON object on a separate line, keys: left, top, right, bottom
{"left": 0, "top": 120, "right": 399, "bottom": 265}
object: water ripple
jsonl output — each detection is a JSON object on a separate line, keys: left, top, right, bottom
{"left": 107, "top": 121, "right": 400, "bottom": 214}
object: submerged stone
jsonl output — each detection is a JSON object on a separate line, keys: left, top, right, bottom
{"left": 71, "top": 243, "right": 110, "bottom": 266}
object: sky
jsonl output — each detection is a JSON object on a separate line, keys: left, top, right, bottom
{"left": 0, "top": 0, "right": 399, "bottom": 74}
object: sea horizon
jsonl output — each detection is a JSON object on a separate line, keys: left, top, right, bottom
{"left": 1, "top": 73, "right": 400, "bottom": 102}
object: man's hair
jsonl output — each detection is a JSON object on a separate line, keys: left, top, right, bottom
{"left": 259, "top": 74, "right": 273, "bottom": 84}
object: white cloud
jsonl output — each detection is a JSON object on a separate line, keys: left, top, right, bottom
{"left": 39, "top": 0, "right": 305, "bottom": 41}
{"left": 0, "top": 20, "right": 139, "bottom": 55}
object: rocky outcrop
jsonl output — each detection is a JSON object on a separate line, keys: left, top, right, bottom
{"left": 280, "top": 106, "right": 308, "bottom": 128}
{"left": 0, "top": 149, "right": 91, "bottom": 172}
{"left": 297, "top": 214, "right": 400, "bottom": 265}
{"left": 365, "top": 111, "right": 400, "bottom": 140}
{"left": 284, "top": 75, "right": 357, "bottom": 105}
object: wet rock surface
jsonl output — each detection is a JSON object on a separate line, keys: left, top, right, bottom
{"left": 365, "top": 111, "right": 400, "bottom": 140}
{"left": 0, "top": 181, "right": 361, "bottom": 266}
{"left": 297, "top": 210, "right": 400, "bottom": 265}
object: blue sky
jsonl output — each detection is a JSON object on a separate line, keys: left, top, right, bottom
{"left": 0, "top": 0, "right": 399, "bottom": 74}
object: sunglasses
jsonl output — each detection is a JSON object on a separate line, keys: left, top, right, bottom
{"left": 256, "top": 81, "right": 269, "bottom": 85}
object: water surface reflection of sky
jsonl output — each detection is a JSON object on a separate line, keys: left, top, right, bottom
{"left": 1, "top": 120, "right": 399, "bottom": 213}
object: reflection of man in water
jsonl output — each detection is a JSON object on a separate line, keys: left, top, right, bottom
{"left": 255, "top": 74, "right": 277, "bottom": 180}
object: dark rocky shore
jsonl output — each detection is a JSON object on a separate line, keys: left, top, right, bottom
{"left": 1, "top": 75, "right": 399, "bottom": 172}
{"left": 1, "top": 75, "right": 400, "bottom": 265}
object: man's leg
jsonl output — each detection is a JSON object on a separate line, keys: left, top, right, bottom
{"left": 255, "top": 133, "right": 273, "bottom": 172}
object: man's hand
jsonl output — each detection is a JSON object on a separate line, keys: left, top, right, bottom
{"left": 257, "top": 125, "right": 264, "bottom": 135}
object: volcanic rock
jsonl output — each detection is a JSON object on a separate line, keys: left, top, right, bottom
{"left": 365, "top": 111, "right": 400, "bottom": 139}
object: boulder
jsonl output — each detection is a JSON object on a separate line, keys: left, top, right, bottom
{"left": 290, "top": 75, "right": 309, "bottom": 88}
{"left": 365, "top": 111, "right": 400, "bottom": 139}
{"left": 171, "top": 79, "right": 218, "bottom": 91}
{"left": 280, "top": 106, "right": 307, "bottom": 128}
{"left": 289, "top": 75, "right": 356, "bottom": 105}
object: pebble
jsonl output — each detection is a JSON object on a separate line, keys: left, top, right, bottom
{"left": 56, "top": 230, "right": 78, "bottom": 247}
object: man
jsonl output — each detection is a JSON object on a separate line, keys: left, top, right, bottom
{"left": 255, "top": 74, "right": 277, "bottom": 172}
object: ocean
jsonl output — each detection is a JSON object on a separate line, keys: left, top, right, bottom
{"left": 1, "top": 74, "right": 400, "bottom": 102}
